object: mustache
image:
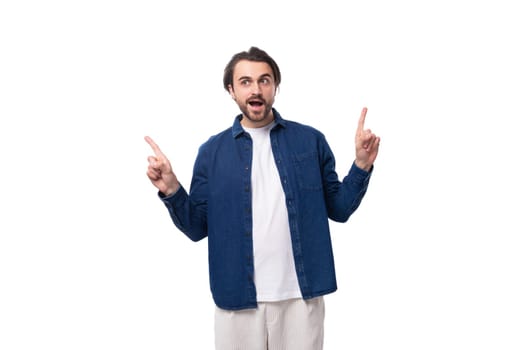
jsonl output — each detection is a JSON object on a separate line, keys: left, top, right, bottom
{"left": 247, "top": 95, "right": 266, "bottom": 103}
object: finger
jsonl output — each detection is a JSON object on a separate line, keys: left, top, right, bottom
{"left": 357, "top": 107, "right": 368, "bottom": 132}
{"left": 366, "top": 136, "right": 380, "bottom": 152}
{"left": 147, "top": 155, "right": 158, "bottom": 168}
{"left": 359, "top": 131, "right": 373, "bottom": 144}
{"left": 148, "top": 154, "right": 172, "bottom": 174}
{"left": 373, "top": 136, "right": 381, "bottom": 150}
{"left": 366, "top": 135, "right": 377, "bottom": 150}
{"left": 362, "top": 135, "right": 374, "bottom": 150}
{"left": 361, "top": 132, "right": 378, "bottom": 150}
{"left": 144, "top": 136, "right": 166, "bottom": 158}
{"left": 146, "top": 168, "right": 161, "bottom": 181}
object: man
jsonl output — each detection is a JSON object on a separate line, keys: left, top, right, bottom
{"left": 145, "top": 46, "right": 380, "bottom": 350}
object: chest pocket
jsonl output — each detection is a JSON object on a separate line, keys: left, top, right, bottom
{"left": 292, "top": 151, "right": 323, "bottom": 191}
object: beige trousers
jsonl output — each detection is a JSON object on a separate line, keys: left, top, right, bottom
{"left": 214, "top": 297, "right": 325, "bottom": 350}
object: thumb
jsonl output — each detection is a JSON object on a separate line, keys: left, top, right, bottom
{"left": 147, "top": 156, "right": 159, "bottom": 169}
{"left": 148, "top": 155, "right": 172, "bottom": 173}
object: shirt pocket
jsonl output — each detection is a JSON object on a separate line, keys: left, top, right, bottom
{"left": 292, "top": 151, "right": 323, "bottom": 191}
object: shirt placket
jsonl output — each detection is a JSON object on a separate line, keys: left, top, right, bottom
{"left": 270, "top": 129, "right": 310, "bottom": 297}
{"left": 240, "top": 134, "right": 257, "bottom": 304}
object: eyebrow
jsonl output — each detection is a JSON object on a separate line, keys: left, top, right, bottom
{"left": 237, "top": 73, "right": 273, "bottom": 81}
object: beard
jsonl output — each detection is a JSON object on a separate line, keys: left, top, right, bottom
{"left": 240, "top": 105, "right": 272, "bottom": 123}
{"left": 238, "top": 97, "right": 274, "bottom": 126}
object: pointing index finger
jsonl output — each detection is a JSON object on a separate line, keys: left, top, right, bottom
{"left": 144, "top": 135, "right": 166, "bottom": 158}
{"left": 358, "top": 107, "right": 368, "bottom": 131}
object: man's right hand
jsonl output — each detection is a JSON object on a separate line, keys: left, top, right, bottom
{"left": 145, "top": 136, "right": 180, "bottom": 196}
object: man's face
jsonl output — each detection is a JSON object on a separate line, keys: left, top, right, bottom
{"left": 228, "top": 60, "right": 277, "bottom": 128}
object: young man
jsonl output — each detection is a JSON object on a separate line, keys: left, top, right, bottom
{"left": 145, "top": 46, "right": 380, "bottom": 350}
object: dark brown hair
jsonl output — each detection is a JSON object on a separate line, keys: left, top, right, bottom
{"left": 223, "top": 46, "right": 281, "bottom": 92}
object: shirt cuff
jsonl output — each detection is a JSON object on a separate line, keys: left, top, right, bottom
{"left": 351, "top": 162, "right": 373, "bottom": 179}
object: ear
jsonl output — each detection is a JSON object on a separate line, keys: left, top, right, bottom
{"left": 228, "top": 85, "right": 236, "bottom": 100}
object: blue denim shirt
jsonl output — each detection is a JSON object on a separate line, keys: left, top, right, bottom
{"left": 161, "top": 109, "right": 372, "bottom": 310}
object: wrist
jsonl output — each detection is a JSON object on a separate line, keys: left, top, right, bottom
{"left": 164, "top": 182, "right": 181, "bottom": 197}
{"left": 354, "top": 160, "right": 372, "bottom": 172}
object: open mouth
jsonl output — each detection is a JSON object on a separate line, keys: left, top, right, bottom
{"left": 248, "top": 99, "right": 264, "bottom": 108}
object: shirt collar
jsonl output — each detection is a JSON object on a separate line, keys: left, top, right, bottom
{"left": 231, "top": 108, "right": 287, "bottom": 138}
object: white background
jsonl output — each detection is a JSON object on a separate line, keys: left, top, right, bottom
{"left": 1, "top": 0, "right": 524, "bottom": 349}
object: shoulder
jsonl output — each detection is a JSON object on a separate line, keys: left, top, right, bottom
{"left": 197, "top": 126, "right": 234, "bottom": 154}
{"left": 282, "top": 119, "right": 327, "bottom": 141}
{"left": 275, "top": 109, "right": 324, "bottom": 137}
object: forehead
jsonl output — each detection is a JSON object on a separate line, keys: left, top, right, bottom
{"left": 233, "top": 60, "right": 273, "bottom": 79}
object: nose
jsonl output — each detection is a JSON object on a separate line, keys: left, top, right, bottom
{"left": 251, "top": 82, "right": 262, "bottom": 95}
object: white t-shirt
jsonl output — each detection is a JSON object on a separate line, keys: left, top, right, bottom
{"left": 244, "top": 122, "right": 302, "bottom": 302}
